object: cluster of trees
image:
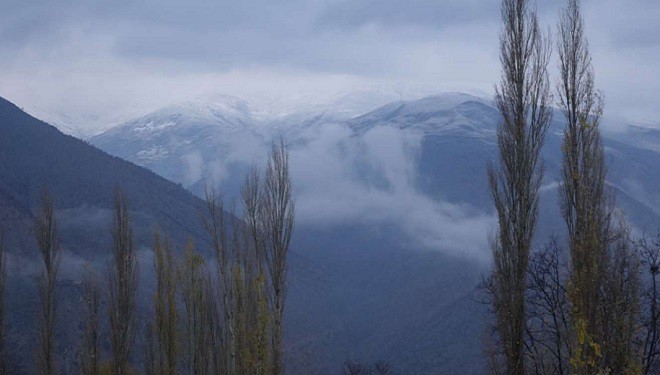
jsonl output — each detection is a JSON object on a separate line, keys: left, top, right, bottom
{"left": 485, "top": 0, "right": 660, "bottom": 374}
{"left": 0, "top": 141, "right": 294, "bottom": 374}
{"left": 142, "top": 140, "right": 294, "bottom": 375}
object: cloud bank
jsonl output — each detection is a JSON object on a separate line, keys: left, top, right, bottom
{"left": 289, "top": 122, "right": 494, "bottom": 261}
{"left": 0, "top": 0, "right": 658, "bottom": 128}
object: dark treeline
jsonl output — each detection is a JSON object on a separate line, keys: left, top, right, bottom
{"left": 0, "top": 141, "right": 295, "bottom": 374}
{"left": 484, "top": 0, "right": 660, "bottom": 374}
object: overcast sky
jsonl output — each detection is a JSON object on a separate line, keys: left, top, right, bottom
{"left": 0, "top": 0, "right": 658, "bottom": 127}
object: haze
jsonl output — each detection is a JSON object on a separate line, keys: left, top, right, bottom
{"left": 0, "top": 0, "right": 658, "bottom": 130}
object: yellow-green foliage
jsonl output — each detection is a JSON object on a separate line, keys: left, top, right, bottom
{"left": 231, "top": 264, "right": 271, "bottom": 375}
{"left": 99, "top": 361, "right": 140, "bottom": 375}
{"left": 569, "top": 316, "right": 601, "bottom": 373}
{"left": 251, "top": 273, "right": 271, "bottom": 375}
{"left": 232, "top": 263, "right": 249, "bottom": 374}
{"left": 177, "top": 239, "right": 212, "bottom": 374}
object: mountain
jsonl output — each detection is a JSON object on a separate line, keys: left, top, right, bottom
{"left": 0, "top": 96, "right": 210, "bottom": 372}
{"left": 0, "top": 94, "right": 489, "bottom": 374}
{"left": 0, "top": 97, "right": 208, "bottom": 257}
{"left": 614, "top": 123, "right": 660, "bottom": 154}
{"left": 88, "top": 92, "right": 660, "bottom": 373}
{"left": 88, "top": 91, "right": 413, "bottom": 200}
{"left": 8, "top": 91, "right": 660, "bottom": 373}
{"left": 90, "top": 91, "right": 660, "bottom": 234}
{"left": 22, "top": 104, "right": 152, "bottom": 139}
{"left": 349, "top": 92, "right": 498, "bottom": 137}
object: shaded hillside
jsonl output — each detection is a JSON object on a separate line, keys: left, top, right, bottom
{"left": 1, "top": 95, "right": 494, "bottom": 373}
{"left": 285, "top": 223, "right": 488, "bottom": 374}
{"left": 0, "top": 96, "right": 208, "bottom": 257}
{"left": 0, "top": 96, "right": 211, "bottom": 372}
{"left": 7, "top": 92, "right": 660, "bottom": 373}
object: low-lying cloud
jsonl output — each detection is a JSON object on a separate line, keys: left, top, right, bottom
{"left": 289, "top": 123, "right": 494, "bottom": 261}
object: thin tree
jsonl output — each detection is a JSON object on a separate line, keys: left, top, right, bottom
{"left": 525, "top": 238, "right": 571, "bottom": 374}
{"left": 35, "top": 191, "right": 61, "bottom": 375}
{"left": 374, "top": 361, "right": 391, "bottom": 374}
{"left": 80, "top": 264, "right": 101, "bottom": 375}
{"left": 556, "top": 0, "right": 619, "bottom": 371}
{"left": 600, "top": 218, "right": 640, "bottom": 372}
{"left": 108, "top": 188, "right": 139, "bottom": 375}
{"left": 639, "top": 231, "right": 660, "bottom": 374}
{"left": 202, "top": 187, "right": 233, "bottom": 373}
{"left": 342, "top": 360, "right": 371, "bottom": 375}
{"left": 144, "top": 324, "right": 157, "bottom": 375}
{"left": 146, "top": 229, "right": 178, "bottom": 375}
{"left": 240, "top": 166, "right": 270, "bottom": 375}
{"left": 0, "top": 229, "right": 7, "bottom": 374}
{"left": 486, "top": 0, "right": 552, "bottom": 373}
{"left": 557, "top": 1, "right": 605, "bottom": 370}
{"left": 263, "top": 139, "right": 295, "bottom": 375}
{"left": 177, "top": 239, "right": 213, "bottom": 375}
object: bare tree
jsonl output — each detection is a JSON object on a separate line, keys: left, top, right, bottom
{"left": 205, "top": 291, "right": 224, "bottom": 375}
{"left": 243, "top": 166, "right": 265, "bottom": 275}
{"left": 0, "top": 229, "right": 7, "bottom": 374}
{"left": 146, "top": 229, "right": 178, "bottom": 375}
{"left": 34, "top": 191, "right": 61, "bottom": 375}
{"left": 342, "top": 360, "right": 371, "bottom": 375}
{"left": 637, "top": 232, "right": 660, "bottom": 374}
{"left": 144, "top": 323, "right": 157, "bottom": 375}
{"left": 486, "top": 0, "right": 552, "bottom": 373}
{"left": 263, "top": 139, "right": 295, "bottom": 375}
{"left": 108, "top": 188, "right": 139, "bottom": 375}
{"left": 80, "top": 265, "right": 101, "bottom": 375}
{"left": 525, "top": 239, "right": 571, "bottom": 374}
{"left": 202, "top": 187, "right": 233, "bottom": 374}
{"left": 374, "top": 361, "right": 391, "bottom": 375}
{"left": 341, "top": 360, "right": 390, "bottom": 375}
{"left": 600, "top": 218, "right": 640, "bottom": 372}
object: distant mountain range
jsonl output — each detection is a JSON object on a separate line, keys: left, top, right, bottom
{"left": 0, "top": 94, "right": 490, "bottom": 374}
{"left": 4, "top": 91, "right": 660, "bottom": 373}
{"left": 85, "top": 91, "right": 660, "bottom": 372}
{"left": 88, "top": 91, "right": 660, "bottom": 236}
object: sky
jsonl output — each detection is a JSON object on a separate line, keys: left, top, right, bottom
{"left": 0, "top": 0, "right": 658, "bottom": 129}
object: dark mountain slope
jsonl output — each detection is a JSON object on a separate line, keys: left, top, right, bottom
{"left": 0, "top": 96, "right": 489, "bottom": 374}
{"left": 284, "top": 223, "right": 488, "bottom": 374}
{"left": 0, "top": 96, "right": 207, "bottom": 258}
{"left": 0, "top": 96, "right": 213, "bottom": 372}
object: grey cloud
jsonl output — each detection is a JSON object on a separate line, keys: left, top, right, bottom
{"left": 585, "top": 0, "right": 660, "bottom": 49}
{"left": 289, "top": 122, "right": 495, "bottom": 261}
{"left": 0, "top": 0, "right": 658, "bottom": 124}
{"left": 317, "top": 0, "right": 500, "bottom": 30}
{"left": 167, "top": 117, "right": 496, "bottom": 260}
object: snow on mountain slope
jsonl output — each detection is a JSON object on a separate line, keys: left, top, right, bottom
{"left": 88, "top": 90, "right": 423, "bottom": 188}
{"left": 90, "top": 91, "right": 660, "bottom": 241}
{"left": 23, "top": 105, "right": 148, "bottom": 138}
{"left": 90, "top": 92, "right": 492, "bottom": 185}
{"left": 348, "top": 92, "right": 498, "bottom": 136}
